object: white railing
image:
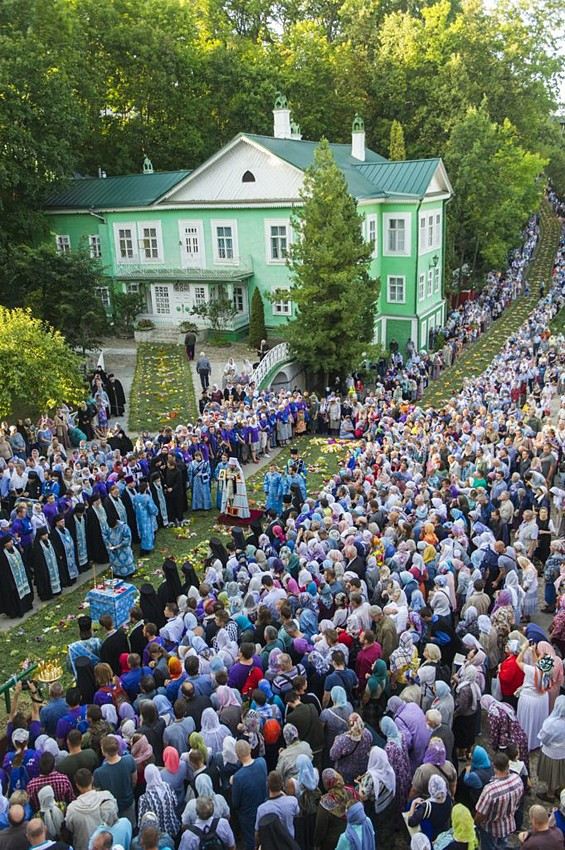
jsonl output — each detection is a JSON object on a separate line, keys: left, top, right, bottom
{"left": 252, "top": 342, "right": 291, "bottom": 386}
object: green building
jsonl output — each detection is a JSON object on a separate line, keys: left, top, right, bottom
{"left": 44, "top": 96, "right": 453, "bottom": 353}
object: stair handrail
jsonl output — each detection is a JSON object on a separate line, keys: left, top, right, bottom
{"left": 252, "top": 342, "right": 291, "bottom": 387}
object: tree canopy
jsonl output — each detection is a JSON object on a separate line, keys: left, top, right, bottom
{"left": 0, "top": 308, "right": 85, "bottom": 416}
{"left": 0, "top": 0, "right": 563, "bottom": 275}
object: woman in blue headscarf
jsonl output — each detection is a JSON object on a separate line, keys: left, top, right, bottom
{"left": 320, "top": 686, "right": 353, "bottom": 767}
{"left": 336, "top": 801, "right": 375, "bottom": 850}
{"left": 299, "top": 606, "right": 319, "bottom": 642}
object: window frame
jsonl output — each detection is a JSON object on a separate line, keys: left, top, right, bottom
{"left": 434, "top": 266, "right": 441, "bottom": 294}
{"left": 178, "top": 220, "right": 205, "bottom": 268}
{"left": 387, "top": 275, "right": 406, "bottom": 304}
{"left": 383, "top": 213, "right": 411, "bottom": 256}
{"left": 137, "top": 220, "right": 163, "bottom": 264}
{"left": 418, "top": 273, "right": 425, "bottom": 302}
{"left": 193, "top": 286, "right": 207, "bottom": 307}
{"left": 125, "top": 282, "right": 140, "bottom": 295}
{"left": 212, "top": 219, "right": 239, "bottom": 264}
{"left": 272, "top": 296, "right": 292, "bottom": 316}
{"left": 89, "top": 234, "right": 101, "bottom": 259}
{"left": 95, "top": 285, "right": 111, "bottom": 308}
{"left": 418, "top": 208, "right": 442, "bottom": 254}
{"left": 114, "top": 223, "right": 137, "bottom": 264}
{"left": 153, "top": 284, "right": 171, "bottom": 315}
{"left": 265, "top": 219, "right": 290, "bottom": 265}
{"left": 421, "top": 319, "right": 427, "bottom": 348}
{"left": 55, "top": 235, "right": 71, "bottom": 255}
{"left": 233, "top": 285, "right": 245, "bottom": 313}
{"left": 427, "top": 269, "right": 433, "bottom": 297}
{"left": 365, "top": 214, "right": 378, "bottom": 259}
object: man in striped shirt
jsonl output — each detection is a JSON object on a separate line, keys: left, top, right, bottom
{"left": 475, "top": 752, "right": 524, "bottom": 850}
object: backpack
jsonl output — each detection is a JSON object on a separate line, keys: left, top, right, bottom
{"left": 8, "top": 759, "right": 30, "bottom": 793}
{"left": 60, "top": 708, "right": 89, "bottom": 734}
{"left": 263, "top": 718, "right": 282, "bottom": 745}
{"left": 100, "top": 684, "right": 129, "bottom": 710}
{"left": 188, "top": 818, "right": 225, "bottom": 850}
{"left": 298, "top": 786, "right": 321, "bottom": 816}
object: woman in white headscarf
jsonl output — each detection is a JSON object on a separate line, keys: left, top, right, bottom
{"left": 137, "top": 764, "right": 180, "bottom": 836}
{"left": 477, "top": 615, "right": 500, "bottom": 671}
{"left": 453, "top": 666, "right": 481, "bottom": 758}
{"left": 38, "top": 785, "right": 65, "bottom": 839}
{"left": 537, "top": 696, "right": 565, "bottom": 802}
{"left": 200, "top": 707, "right": 231, "bottom": 752}
{"left": 504, "top": 571, "right": 525, "bottom": 624}
{"left": 357, "top": 746, "right": 401, "bottom": 844}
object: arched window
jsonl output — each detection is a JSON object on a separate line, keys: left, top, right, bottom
{"left": 242, "top": 170, "right": 256, "bottom": 183}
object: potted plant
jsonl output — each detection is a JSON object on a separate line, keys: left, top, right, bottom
{"left": 134, "top": 318, "right": 155, "bottom": 342}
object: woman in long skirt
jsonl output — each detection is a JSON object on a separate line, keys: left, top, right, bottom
{"left": 515, "top": 644, "right": 553, "bottom": 751}
{"left": 537, "top": 696, "right": 565, "bottom": 803}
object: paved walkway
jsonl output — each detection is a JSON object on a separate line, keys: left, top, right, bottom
{"left": 188, "top": 341, "right": 258, "bottom": 397}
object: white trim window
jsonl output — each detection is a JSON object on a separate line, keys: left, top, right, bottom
{"left": 233, "top": 285, "right": 245, "bottom": 313}
{"left": 265, "top": 220, "right": 289, "bottom": 263}
{"left": 138, "top": 221, "right": 163, "bottom": 262}
{"left": 212, "top": 220, "right": 238, "bottom": 263}
{"left": 153, "top": 284, "right": 171, "bottom": 314}
{"left": 55, "top": 235, "right": 71, "bottom": 255}
{"left": 126, "top": 282, "right": 140, "bottom": 295}
{"left": 193, "top": 286, "right": 206, "bottom": 307}
{"left": 273, "top": 298, "right": 292, "bottom": 315}
{"left": 427, "top": 270, "right": 433, "bottom": 297}
{"left": 115, "top": 224, "right": 137, "bottom": 263}
{"left": 387, "top": 275, "right": 405, "bottom": 304}
{"left": 383, "top": 213, "right": 410, "bottom": 255}
{"left": 434, "top": 267, "right": 440, "bottom": 293}
{"left": 366, "top": 214, "right": 378, "bottom": 258}
{"left": 95, "top": 286, "right": 110, "bottom": 308}
{"left": 89, "top": 235, "right": 101, "bottom": 259}
{"left": 419, "top": 209, "right": 441, "bottom": 253}
{"left": 418, "top": 273, "right": 425, "bottom": 302}
{"left": 179, "top": 221, "right": 205, "bottom": 267}
{"left": 421, "top": 319, "right": 427, "bottom": 347}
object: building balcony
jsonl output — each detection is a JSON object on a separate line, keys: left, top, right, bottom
{"left": 114, "top": 256, "right": 253, "bottom": 281}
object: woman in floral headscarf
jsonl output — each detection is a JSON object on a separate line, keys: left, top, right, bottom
{"left": 314, "top": 769, "right": 360, "bottom": 850}
{"left": 515, "top": 643, "right": 554, "bottom": 750}
{"left": 480, "top": 695, "right": 529, "bottom": 767}
{"left": 329, "top": 713, "right": 373, "bottom": 786}
{"left": 380, "top": 716, "right": 411, "bottom": 809}
{"left": 491, "top": 590, "right": 515, "bottom": 655}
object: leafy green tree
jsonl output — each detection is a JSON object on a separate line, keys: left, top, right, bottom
{"left": 248, "top": 287, "right": 267, "bottom": 349}
{"left": 389, "top": 120, "right": 406, "bottom": 159}
{"left": 0, "top": 307, "right": 84, "bottom": 416}
{"left": 0, "top": 245, "right": 108, "bottom": 352}
{"left": 285, "top": 139, "right": 379, "bottom": 388}
{"left": 445, "top": 104, "right": 546, "bottom": 277}
{"left": 0, "top": 6, "right": 85, "bottom": 247}
{"left": 113, "top": 290, "right": 146, "bottom": 336}
{"left": 191, "top": 287, "right": 237, "bottom": 338}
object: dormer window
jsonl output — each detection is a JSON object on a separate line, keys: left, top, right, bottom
{"left": 242, "top": 170, "right": 256, "bottom": 183}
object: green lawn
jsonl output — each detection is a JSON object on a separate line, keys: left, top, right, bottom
{"left": 128, "top": 343, "right": 198, "bottom": 432}
{"left": 0, "top": 435, "right": 346, "bottom": 689}
{"left": 422, "top": 201, "right": 562, "bottom": 408}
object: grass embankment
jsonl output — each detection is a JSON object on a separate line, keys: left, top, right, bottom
{"left": 128, "top": 343, "right": 198, "bottom": 432}
{"left": 423, "top": 201, "right": 562, "bottom": 408}
{"left": 0, "top": 436, "right": 345, "bottom": 690}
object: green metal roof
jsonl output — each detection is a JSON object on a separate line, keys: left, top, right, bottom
{"left": 45, "top": 170, "right": 191, "bottom": 210}
{"left": 243, "top": 133, "right": 387, "bottom": 198}
{"left": 356, "top": 158, "right": 442, "bottom": 199}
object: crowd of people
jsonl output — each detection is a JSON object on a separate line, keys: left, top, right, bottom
{"left": 0, "top": 196, "right": 563, "bottom": 850}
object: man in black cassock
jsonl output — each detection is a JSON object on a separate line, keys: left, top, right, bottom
{"left": 0, "top": 533, "right": 34, "bottom": 618}
{"left": 107, "top": 374, "right": 126, "bottom": 418}
{"left": 86, "top": 493, "right": 110, "bottom": 565}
